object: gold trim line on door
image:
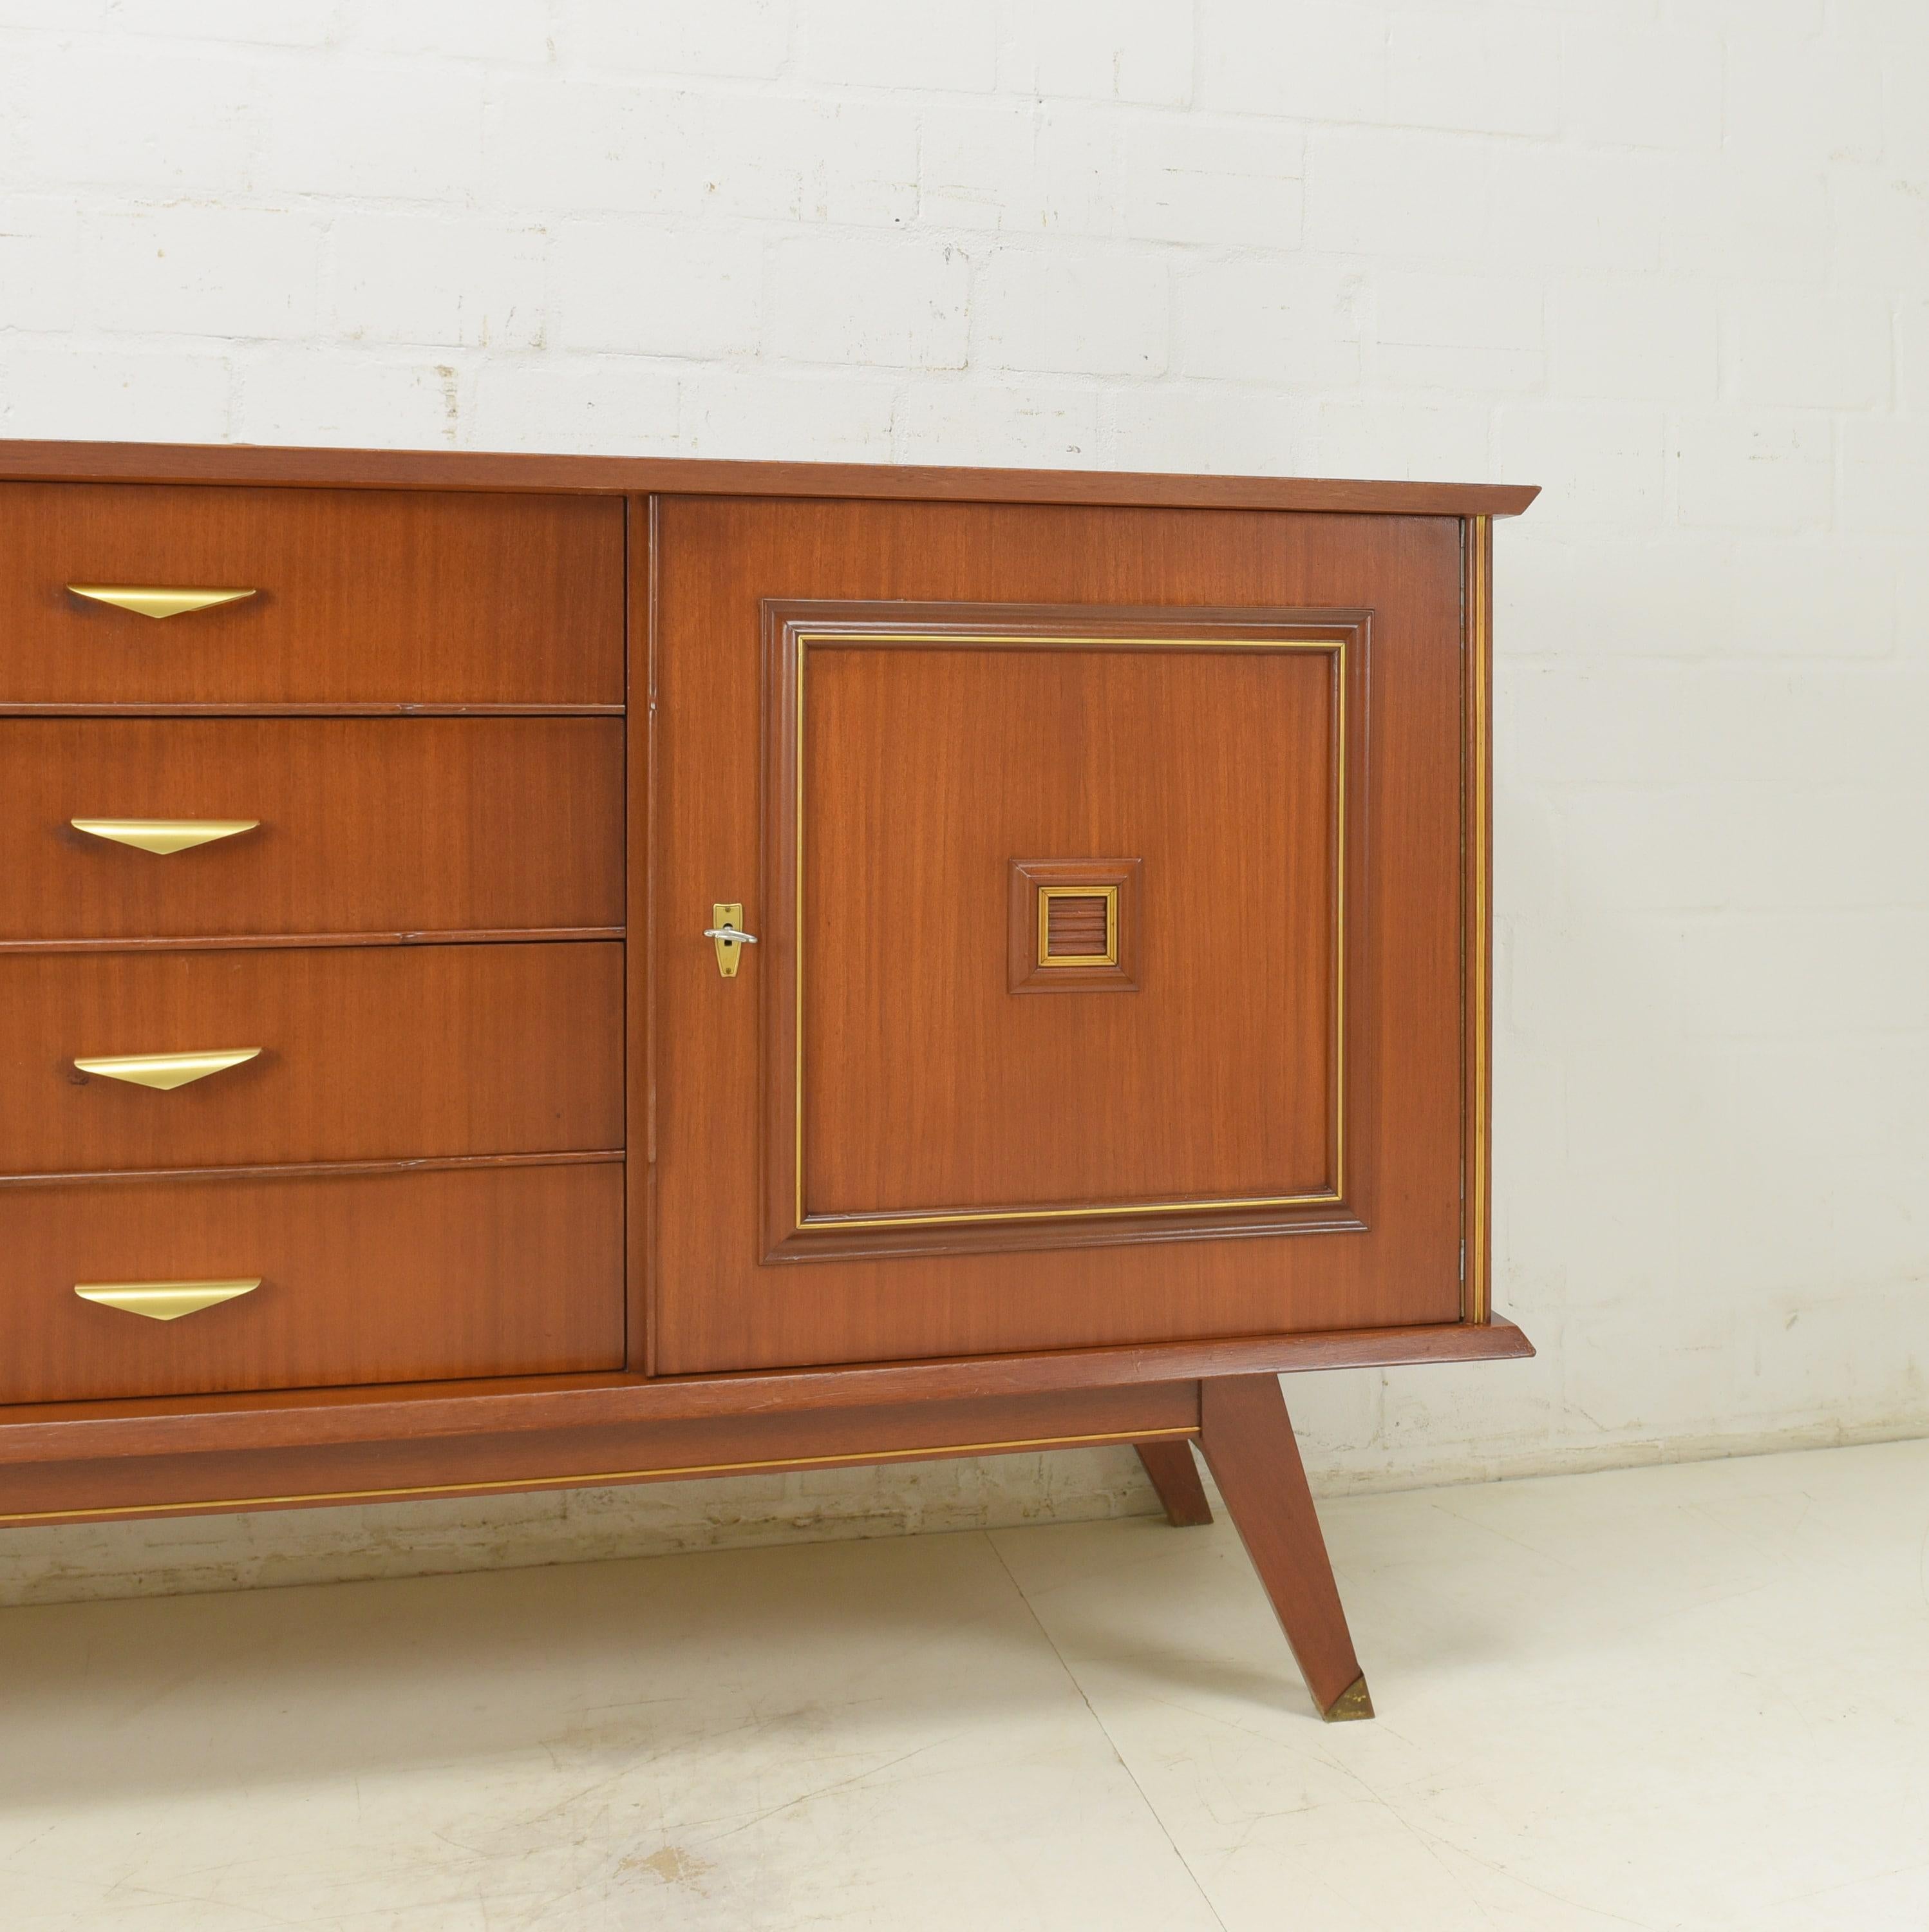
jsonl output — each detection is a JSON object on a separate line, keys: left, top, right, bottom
{"left": 789, "top": 627, "right": 1351, "bottom": 1232}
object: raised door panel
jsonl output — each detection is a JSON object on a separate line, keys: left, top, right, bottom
{"left": 651, "top": 497, "right": 1469, "bottom": 1374}
{"left": 760, "top": 605, "right": 1363, "bottom": 1258}
{"left": 0, "top": 483, "right": 624, "bottom": 709}
{"left": 0, "top": 941, "right": 623, "bottom": 1175}
{"left": 0, "top": 718, "right": 625, "bottom": 943}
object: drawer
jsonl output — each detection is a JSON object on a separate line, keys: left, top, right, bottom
{"left": 0, "top": 483, "right": 623, "bottom": 708}
{"left": 0, "top": 942, "right": 623, "bottom": 1177}
{"left": 0, "top": 718, "right": 624, "bottom": 943}
{"left": 0, "top": 1161, "right": 626, "bottom": 1403}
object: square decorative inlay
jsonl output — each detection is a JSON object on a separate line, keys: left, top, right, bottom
{"left": 1008, "top": 860, "right": 1141, "bottom": 993}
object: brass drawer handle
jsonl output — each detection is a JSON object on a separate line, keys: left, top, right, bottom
{"left": 73, "top": 1048, "right": 263, "bottom": 1092}
{"left": 68, "top": 585, "right": 256, "bottom": 620}
{"left": 71, "top": 818, "right": 259, "bottom": 855}
{"left": 74, "top": 1278, "right": 261, "bottom": 1321}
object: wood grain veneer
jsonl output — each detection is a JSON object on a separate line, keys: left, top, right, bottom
{"left": 0, "top": 1160, "right": 625, "bottom": 1405}
{"left": 0, "top": 482, "right": 622, "bottom": 710}
{"left": 0, "top": 717, "right": 625, "bottom": 945}
{"left": 0, "top": 941, "right": 623, "bottom": 1175}
{"left": 654, "top": 498, "right": 1461, "bottom": 1371}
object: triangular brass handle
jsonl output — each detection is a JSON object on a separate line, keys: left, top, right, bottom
{"left": 73, "top": 1048, "right": 263, "bottom": 1092}
{"left": 68, "top": 585, "right": 256, "bottom": 620}
{"left": 74, "top": 1278, "right": 261, "bottom": 1321}
{"left": 71, "top": 818, "right": 259, "bottom": 855}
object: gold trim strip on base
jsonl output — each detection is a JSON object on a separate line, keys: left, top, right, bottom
{"left": 0, "top": 1425, "right": 1199, "bottom": 1526}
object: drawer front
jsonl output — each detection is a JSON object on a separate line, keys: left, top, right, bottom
{"left": 0, "top": 483, "right": 623, "bottom": 708}
{"left": 0, "top": 718, "right": 624, "bottom": 943}
{"left": 0, "top": 942, "right": 623, "bottom": 1177}
{"left": 0, "top": 1162, "right": 626, "bottom": 1403}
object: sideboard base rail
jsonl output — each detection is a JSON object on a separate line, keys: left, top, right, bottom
{"left": 0, "top": 1316, "right": 1534, "bottom": 1467}
{"left": 0, "top": 1367, "right": 1438, "bottom": 1723}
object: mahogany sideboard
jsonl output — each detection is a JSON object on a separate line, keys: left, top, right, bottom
{"left": 0, "top": 440, "right": 1536, "bottom": 1722}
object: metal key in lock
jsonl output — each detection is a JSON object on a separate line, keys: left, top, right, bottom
{"left": 704, "top": 904, "right": 758, "bottom": 978}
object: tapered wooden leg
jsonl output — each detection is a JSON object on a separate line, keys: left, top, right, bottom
{"left": 1136, "top": 1439, "right": 1214, "bottom": 1526}
{"left": 1195, "top": 1374, "right": 1373, "bottom": 1723}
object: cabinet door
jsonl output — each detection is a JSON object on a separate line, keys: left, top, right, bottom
{"left": 651, "top": 497, "right": 1468, "bottom": 1374}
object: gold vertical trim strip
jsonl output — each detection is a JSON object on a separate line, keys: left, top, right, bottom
{"left": 795, "top": 637, "right": 808, "bottom": 1231}
{"left": 0, "top": 1424, "right": 1199, "bottom": 1526}
{"left": 1465, "top": 517, "right": 1493, "bottom": 1323}
{"left": 635, "top": 491, "right": 659, "bottom": 1376}
{"left": 1333, "top": 629, "right": 1347, "bottom": 1202}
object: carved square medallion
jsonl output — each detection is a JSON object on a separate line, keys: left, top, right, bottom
{"left": 1008, "top": 860, "right": 1142, "bottom": 993}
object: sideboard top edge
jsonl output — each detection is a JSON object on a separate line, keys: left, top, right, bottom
{"left": 0, "top": 439, "right": 1541, "bottom": 517}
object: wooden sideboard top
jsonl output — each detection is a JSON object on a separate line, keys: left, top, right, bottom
{"left": 0, "top": 439, "right": 1541, "bottom": 517}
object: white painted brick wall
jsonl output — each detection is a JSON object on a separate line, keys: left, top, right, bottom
{"left": 2, "top": 0, "right": 1926, "bottom": 1605}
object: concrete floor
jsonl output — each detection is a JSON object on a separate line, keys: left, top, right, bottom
{"left": 3, "top": 1435, "right": 1926, "bottom": 1931}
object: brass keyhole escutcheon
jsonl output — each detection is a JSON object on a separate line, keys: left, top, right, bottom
{"left": 704, "top": 903, "right": 757, "bottom": 978}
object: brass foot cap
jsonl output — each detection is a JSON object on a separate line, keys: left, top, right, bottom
{"left": 1321, "top": 1675, "right": 1375, "bottom": 1723}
